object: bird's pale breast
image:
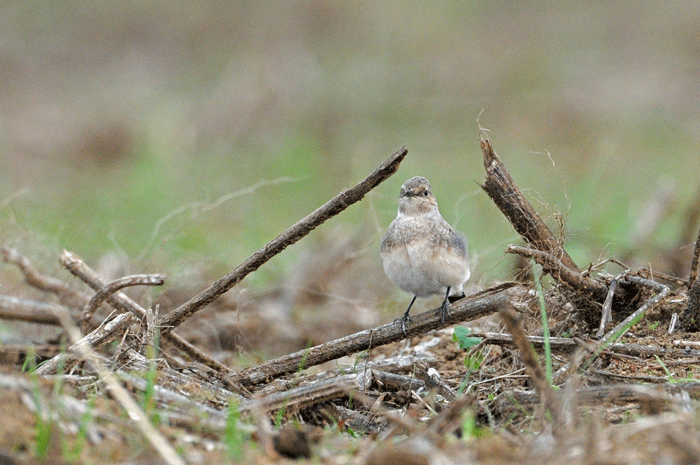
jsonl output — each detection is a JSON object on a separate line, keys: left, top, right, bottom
{"left": 381, "top": 214, "right": 469, "bottom": 297}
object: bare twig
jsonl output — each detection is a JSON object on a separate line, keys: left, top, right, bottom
{"left": 506, "top": 244, "right": 607, "bottom": 297}
{"left": 479, "top": 133, "right": 579, "bottom": 274}
{"left": 344, "top": 388, "right": 426, "bottom": 436}
{"left": 141, "top": 304, "right": 159, "bottom": 358}
{"left": 472, "top": 332, "right": 700, "bottom": 359}
{"left": 668, "top": 313, "right": 679, "bottom": 334}
{"left": 137, "top": 176, "right": 300, "bottom": 262}
{"left": 81, "top": 273, "right": 166, "bottom": 332}
{"left": 159, "top": 146, "right": 408, "bottom": 334}
{"left": 241, "top": 373, "right": 362, "bottom": 415}
{"left": 596, "top": 276, "right": 620, "bottom": 337}
{"left": 2, "top": 246, "right": 90, "bottom": 307}
{"left": 493, "top": 381, "right": 700, "bottom": 410}
{"left": 233, "top": 283, "right": 516, "bottom": 387}
{"left": 371, "top": 370, "right": 426, "bottom": 393}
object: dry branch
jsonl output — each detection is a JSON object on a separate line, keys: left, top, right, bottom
{"left": 233, "top": 283, "right": 516, "bottom": 387}
{"left": 0, "top": 295, "right": 65, "bottom": 325}
{"left": 371, "top": 370, "right": 426, "bottom": 393}
{"left": 506, "top": 244, "right": 607, "bottom": 297}
{"left": 46, "top": 302, "right": 186, "bottom": 465}
{"left": 2, "top": 246, "right": 91, "bottom": 307}
{"left": 59, "top": 250, "right": 234, "bottom": 378}
{"left": 494, "top": 381, "right": 700, "bottom": 411}
{"left": 241, "top": 373, "right": 362, "bottom": 415}
{"left": 596, "top": 275, "right": 620, "bottom": 337}
{"left": 159, "top": 146, "right": 409, "bottom": 334}
{"left": 471, "top": 332, "right": 700, "bottom": 359}
{"left": 479, "top": 133, "right": 582, "bottom": 281}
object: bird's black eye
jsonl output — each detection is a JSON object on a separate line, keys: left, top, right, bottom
{"left": 422, "top": 190, "right": 430, "bottom": 197}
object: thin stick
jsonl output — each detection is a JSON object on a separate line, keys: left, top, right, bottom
{"left": 668, "top": 312, "right": 679, "bottom": 335}
{"left": 596, "top": 276, "right": 619, "bottom": 337}
{"left": 233, "top": 283, "right": 515, "bottom": 387}
{"left": 506, "top": 244, "right": 607, "bottom": 297}
{"left": 582, "top": 276, "right": 670, "bottom": 371}
{"left": 142, "top": 304, "right": 159, "bottom": 358}
{"left": 2, "top": 246, "right": 89, "bottom": 306}
{"left": 479, "top": 133, "right": 580, "bottom": 275}
{"left": 471, "top": 332, "right": 700, "bottom": 358}
{"left": 532, "top": 261, "right": 552, "bottom": 383}
{"left": 240, "top": 373, "right": 361, "bottom": 415}
{"left": 493, "top": 381, "right": 700, "bottom": 409}
{"left": 82, "top": 273, "right": 166, "bottom": 332}
{"left": 159, "top": 146, "right": 409, "bottom": 334}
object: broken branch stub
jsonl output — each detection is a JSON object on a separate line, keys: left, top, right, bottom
{"left": 681, "top": 225, "right": 700, "bottom": 331}
{"left": 479, "top": 133, "right": 579, "bottom": 274}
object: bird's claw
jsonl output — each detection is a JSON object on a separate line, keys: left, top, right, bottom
{"left": 394, "top": 315, "right": 412, "bottom": 337}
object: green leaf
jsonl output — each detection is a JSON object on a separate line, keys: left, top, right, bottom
{"left": 452, "top": 326, "right": 482, "bottom": 349}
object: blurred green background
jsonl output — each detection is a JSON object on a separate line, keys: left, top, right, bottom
{"left": 2, "top": 1, "right": 700, "bottom": 298}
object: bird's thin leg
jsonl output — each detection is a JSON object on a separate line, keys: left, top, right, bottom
{"left": 394, "top": 295, "right": 417, "bottom": 336}
{"left": 439, "top": 287, "right": 452, "bottom": 323}
{"left": 403, "top": 295, "right": 417, "bottom": 321}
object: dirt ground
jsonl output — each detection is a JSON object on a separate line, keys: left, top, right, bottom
{"left": 2, "top": 239, "right": 700, "bottom": 465}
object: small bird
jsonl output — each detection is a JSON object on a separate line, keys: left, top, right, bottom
{"left": 381, "top": 176, "right": 470, "bottom": 332}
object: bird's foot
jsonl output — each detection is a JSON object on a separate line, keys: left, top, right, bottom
{"left": 394, "top": 314, "right": 412, "bottom": 337}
